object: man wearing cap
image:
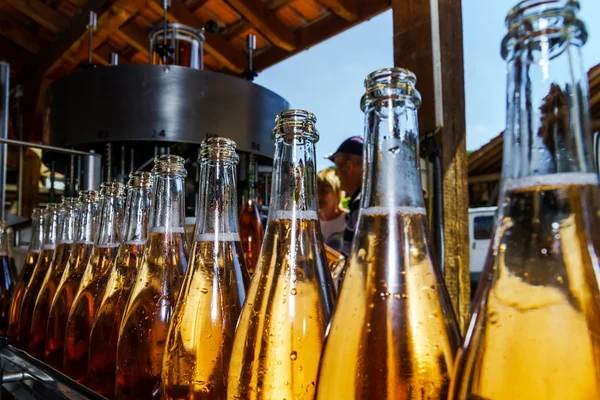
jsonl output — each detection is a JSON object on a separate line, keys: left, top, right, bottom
{"left": 326, "top": 135, "right": 363, "bottom": 256}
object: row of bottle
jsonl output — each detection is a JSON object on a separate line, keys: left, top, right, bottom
{"left": 2, "top": 1, "right": 600, "bottom": 398}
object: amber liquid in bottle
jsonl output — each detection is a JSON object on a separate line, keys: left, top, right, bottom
{"left": 64, "top": 182, "right": 124, "bottom": 383}
{"left": 88, "top": 171, "right": 153, "bottom": 399}
{"left": 239, "top": 200, "right": 262, "bottom": 276}
{"left": 30, "top": 198, "right": 80, "bottom": 359}
{"left": 7, "top": 208, "right": 44, "bottom": 342}
{"left": 63, "top": 244, "right": 119, "bottom": 382}
{"left": 228, "top": 110, "right": 335, "bottom": 400}
{"left": 45, "top": 191, "right": 101, "bottom": 370}
{"left": 450, "top": 2, "right": 600, "bottom": 399}
{"left": 116, "top": 230, "right": 188, "bottom": 399}
{"left": 116, "top": 155, "right": 189, "bottom": 400}
{"left": 316, "top": 69, "right": 460, "bottom": 399}
{"left": 163, "top": 137, "right": 249, "bottom": 399}
{"left": 30, "top": 242, "right": 73, "bottom": 358}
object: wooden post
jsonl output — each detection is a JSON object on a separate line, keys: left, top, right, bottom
{"left": 392, "top": 0, "right": 470, "bottom": 330}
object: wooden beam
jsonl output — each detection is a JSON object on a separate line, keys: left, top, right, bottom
{"left": 148, "top": 0, "right": 245, "bottom": 73}
{"left": 115, "top": 21, "right": 150, "bottom": 57}
{"left": 255, "top": 0, "right": 390, "bottom": 71}
{"left": 315, "top": 0, "right": 359, "bottom": 21}
{"left": 0, "top": 15, "right": 41, "bottom": 54}
{"left": 7, "top": 0, "right": 68, "bottom": 33}
{"left": 225, "top": 0, "right": 296, "bottom": 51}
{"left": 393, "top": 0, "right": 470, "bottom": 331}
{"left": 468, "top": 173, "right": 501, "bottom": 184}
{"left": 67, "top": 0, "right": 149, "bottom": 62}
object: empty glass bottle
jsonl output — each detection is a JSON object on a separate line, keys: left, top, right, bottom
{"left": 88, "top": 172, "right": 153, "bottom": 398}
{"left": 316, "top": 68, "right": 461, "bottom": 399}
{"left": 0, "top": 220, "right": 17, "bottom": 336}
{"left": 450, "top": 1, "right": 600, "bottom": 399}
{"left": 239, "top": 154, "right": 263, "bottom": 275}
{"left": 17, "top": 204, "right": 63, "bottom": 350}
{"left": 228, "top": 110, "right": 336, "bottom": 400}
{"left": 116, "top": 155, "right": 189, "bottom": 400}
{"left": 45, "top": 190, "right": 101, "bottom": 370}
{"left": 7, "top": 207, "right": 44, "bottom": 340}
{"left": 163, "top": 138, "right": 249, "bottom": 399}
{"left": 64, "top": 182, "right": 124, "bottom": 383}
{"left": 30, "top": 197, "right": 81, "bottom": 359}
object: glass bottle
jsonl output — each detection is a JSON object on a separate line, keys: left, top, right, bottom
{"left": 239, "top": 153, "right": 263, "bottom": 275}
{"left": 45, "top": 190, "right": 101, "bottom": 370}
{"left": 450, "top": 2, "right": 600, "bottom": 399}
{"left": 30, "top": 197, "right": 81, "bottom": 359}
{"left": 63, "top": 182, "right": 124, "bottom": 383}
{"left": 17, "top": 204, "right": 63, "bottom": 350}
{"left": 0, "top": 220, "right": 17, "bottom": 336}
{"left": 88, "top": 172, "right": 153, "bottom": 398}
{"left": 315, "top": 68, "right": 461, "bottom": 399}
{"left": 163, "top": 138, "right": 249, "bottom": 399}
{"left": 116, "top": 155, "right": 189, "bottom": 400}
{"left": 228, "top": 110, "right": 336, "bottom": 400}
{"left": 7, "top": 207, "right": 44, "bottom": 340}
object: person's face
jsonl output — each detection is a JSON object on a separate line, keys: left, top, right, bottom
{"left": 318, "top": 186, "right": 338, "bottom": 216}
{"left": 333, "top": 155, "right": 350, "bottom": 193}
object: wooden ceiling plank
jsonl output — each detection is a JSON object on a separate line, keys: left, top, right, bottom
{"left": 149, "top": 0, "right": 245, "bottom": 73}
{"left": 256, "top": 0, "right": 390, "bottom": 71}
{"left": 7, "top": 0, "right": 69, "bottom": 33}
{"left": 68, "top": 0, "right": 149, "bottom": 62}
{"left": 225, "top": 0, "right": 296, "bottom": 51}
{"left": 0, "top": 15, "right": 41, "bottom": 54}
{"left": 115, "top": 21, "right": 150, "bottom": 57}
{"left": 314, "top": 0, "right": 358, "bottom": 21}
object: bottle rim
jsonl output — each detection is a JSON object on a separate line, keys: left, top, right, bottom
{"left": 78, "top": 189, "right": 101, "bottom": 203}
{"left": 272, "top": 109, "right": 319, "bottom": 141}
{"left": 199, "top": 137, "right": 239, "bottom": 164}
{"left": 127, "top": 171, "right": 154, "bottom": 188}
{"left": 100, "top": 181, "right": 126, "bottom": 196}
{"left": 152, "top": 154, "right": 188, "bottom": 177}
{"left": 506, "top": 0, "right": 579, "bottom": 28}
{"left": 61, "top": 197, "right": 80, "bottom": 207}
{"left": 361, "top": 67, "right": 421, "bottom": 111}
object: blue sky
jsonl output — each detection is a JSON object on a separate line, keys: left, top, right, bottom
{"left": 255, "top": 1, "right": 600, "bottom": 170}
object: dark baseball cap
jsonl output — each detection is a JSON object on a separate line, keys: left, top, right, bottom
{"left": 325, "top": 135, "right": 364, "bottom": 162}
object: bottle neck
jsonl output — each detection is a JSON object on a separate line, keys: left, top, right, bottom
{"left": 59, "top": 206, "right": 79, "bottom": 244}
{"left": 195, "top": 160, "right": 239, "bottom": 238}
{"left": 362, "top": 99, "right": 424, "bottom": 210}
{"left": 43, "top": 207, "right": 63, "bottom": 250}
{"left": 123, "top": 186, "right": 152, "bottom": 243}
{"left": 77, "top": 200, "right": 101, "bottom": 244}
{"left": 150, "top": 173, "right": 186, "bottom": 233}
{"left": 502, "top": 3, "right": 594, "bottom": 184}
{"left": 269, "top": 135, "right": 319, "bottom": 218}
{"left": 96, "top": 194, "right": 124, "bottom": 246}
{"left": 29, "top": 212, "right": 44, "bottom": 252}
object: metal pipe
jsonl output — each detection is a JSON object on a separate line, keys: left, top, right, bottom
{"left": 110, "top": 52, "right": 119, "bottom": 66}
{"left": 1, "top": 372, "right": 33, "bottom": 383}
{"left": 0, "top": 62, "right": 9, "bottom": 223}
{"left": 129, "top": 148, "right": 135, "bottom": 173}
{"left": 0, "top": 137, "right": 100, "bottom": 156}
{"left": 83, "top": 151, "right": 101, "bottom": 191}
{"left": 15, "top": 84, "right": 23, "bottom": 217}
{"left": 120, "top": 144, "right": 126, "bottom": 182}
{"left": 87, "top": 12, "right": 97, "bottom": 64}
{"left": 105, "top": 142, "right": 112, "bottom": 181}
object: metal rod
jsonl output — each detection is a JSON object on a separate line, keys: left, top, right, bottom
{"left": 105, "top": 142, "right": 112, "bottom": 182}
{"left": 0, "top": 62, "right": 9, "bottom": 223}
{"left": 15, "top": 84, "right": 23, "bottom": 217}
{"left": 163, "top": 0, "right": 170, "bottom": 66}
{"left": 129, "top": 148, "right": 135, "bottom": 173}
{"left": 0, "top": 138, "right": 100, "bottom": 156}
{"left": 1, "top": 372, "right": 32, "bottom": 383}
{"left": 110, "top": 52, "right": 119, "bottom": 66}
{"left": 247, "top": 34, "right": 256, "bottom": 72}
{"left": 87, "top": 11, "right": 97, "bottom": 64}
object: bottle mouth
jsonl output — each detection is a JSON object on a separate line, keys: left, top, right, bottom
{"left": 78, "top": 190, "right": 101, "bottom": 203}
{"left": 152, "top": 154, "right": 188, "bottom": 177}
{"left": 45, "top": 203, "right": 62, "bottom": 211}
{"left": 272, "top": 109, "right": 319, "bottom": 141}
{"left": 199, "top": 137, "right": 239, "bottom": 164}
{"left": 502, "top": 0, "right": 585, "bottom": 59}
{"left": 361, "top": 67, "right": 421, "bottom": 111}
{"left": 100, "top": 181, "right": 126, "bottom": 197}
{"left": 128, "top": 171, "right": 154, "bottom": 188}
{"left": 61, "top": 197, "right": 80, "bottom": 207}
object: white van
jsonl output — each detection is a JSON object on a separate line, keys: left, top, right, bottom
{"left": 468, "top": 207, "right": 497, "bottom": 284}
